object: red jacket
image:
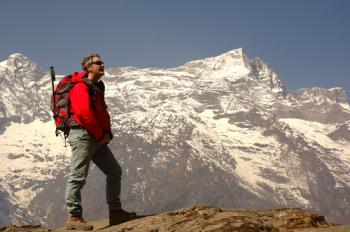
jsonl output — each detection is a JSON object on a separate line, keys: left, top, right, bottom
{"left": 69, "top": 71, "right": 112, "bottom": 141}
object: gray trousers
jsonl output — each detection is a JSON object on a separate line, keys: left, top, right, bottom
{"left": 65, "top": 128, "right": 122, "bottom": 217}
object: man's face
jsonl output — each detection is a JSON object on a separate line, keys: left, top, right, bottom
{"left": 87, "top": 56, "right": 105, "bottom": 78}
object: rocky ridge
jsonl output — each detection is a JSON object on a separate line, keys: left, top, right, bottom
{"left": 2, "top": 205, "right": 350, "bottom": 232}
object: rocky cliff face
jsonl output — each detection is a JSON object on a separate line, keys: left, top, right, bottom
{"left": 0, "top": 48, "right": 349, "bottom": 228}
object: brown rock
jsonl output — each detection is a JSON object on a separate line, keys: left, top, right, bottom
{"left": 52, "top": 205, "right": 347, "bottom": 232}
{"left": 0, "top": 225, "right": 50, "bottom": 232}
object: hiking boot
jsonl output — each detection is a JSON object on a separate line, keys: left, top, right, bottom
{"left": 109, "top": 209, "right": 139, "bottom": 226}
{"left": 66, "top": 216, "right": 94, "bottom": 231}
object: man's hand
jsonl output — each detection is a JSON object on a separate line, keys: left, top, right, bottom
{"left": 99, "top": 134, "right": 111, "bottom": 144}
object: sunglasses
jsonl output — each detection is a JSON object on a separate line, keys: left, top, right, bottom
{"left": 89, "top": 61, "right": 104, "bottom": 66}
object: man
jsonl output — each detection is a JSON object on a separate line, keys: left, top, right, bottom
{"left": 65, "top": 54, "right": 136, "bottom": 231}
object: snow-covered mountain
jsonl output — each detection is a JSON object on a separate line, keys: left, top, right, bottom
{"left": 0, "top": 53, "right": 50, "bottom": 133}
{"left": 0, "top": 48, "right": 349, "bottom": 228}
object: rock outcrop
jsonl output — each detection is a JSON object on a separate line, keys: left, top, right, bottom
{"left": 53, "top": 205, "right": 348, "bottom": 232}
{"left": 0, "top": 225, "right": 49, "bottom": 232}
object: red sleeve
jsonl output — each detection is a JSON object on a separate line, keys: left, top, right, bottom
{"left": 70, "top": 83, "right": 104, "bottom": 141}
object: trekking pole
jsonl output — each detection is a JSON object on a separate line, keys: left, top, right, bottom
{"left": 50, "top": 67, "right": 60, "bottom": 137}
{"left": 50, "top": 67, "right": 57, "bottom": 120}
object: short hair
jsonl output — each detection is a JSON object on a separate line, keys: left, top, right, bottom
{"left": 81, "top": 54, "right": 101, "bottom": 71}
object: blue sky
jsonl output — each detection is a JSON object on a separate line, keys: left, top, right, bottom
{"left": 1, "top": 0, "right": 349, "bottom": 95}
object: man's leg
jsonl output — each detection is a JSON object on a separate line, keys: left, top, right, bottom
{"left": 92, "top": 144, "right": 122, "bottom": 211}
{"left": 92, "top": 145, "right": 138, "bottom": 225}
{"left": 65, "top": 129, "right": 97, "bottom": 217}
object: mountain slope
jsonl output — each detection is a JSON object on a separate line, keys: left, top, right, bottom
{"left": 0, "top": 48, "right": 349, "bottom": 228}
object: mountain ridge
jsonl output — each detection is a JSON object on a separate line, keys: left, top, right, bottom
{"left": 0, "top": 48, "right": 349, "bottom": 228}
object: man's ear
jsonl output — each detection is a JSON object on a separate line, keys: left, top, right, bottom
{"left": 86, "top": 65, "right": 92, "bottom": 73}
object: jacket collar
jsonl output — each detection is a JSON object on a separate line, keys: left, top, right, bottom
{"left": 70, "top": 71, "right": 105, "bottom": 93}
{"left": 71, "top": 71, "right": 87, "bottom": 83}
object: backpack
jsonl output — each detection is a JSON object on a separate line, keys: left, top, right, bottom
{"left": 50, "top": 68, "right": 93, "bottom": 145}
{"left": 50, "top": 73, "right": 77, "bottom": 140}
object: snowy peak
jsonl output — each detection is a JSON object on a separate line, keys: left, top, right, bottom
{"left": 183, "top": 48, "right": 252, "bottom": 80}
{"left": 0, "top": 54, "right": 50, "bottom": 128}
{"left": 8, "top": 52, "right": 29, "bottom": 61}
{"left": 1, "top": 53, "right": 44, "bottom": 82}
{"left": 295, "top": 87, "right": 348, "bottom": 104}
{"left": 7, "top": 53, "right": 34, "bottom": 69}
{"left": 213, "top": 48, "right": 252, "bottom": 74}
{"left": 216, "top": 47, "right": 249, "bottom": 61}
{"left": 181, "top": 48, "right": 286, "bottom": 96}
